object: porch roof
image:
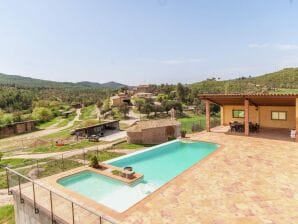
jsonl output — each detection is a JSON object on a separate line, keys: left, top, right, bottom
{"left": 198, "top": 93, "right": 298, "bottom": 106}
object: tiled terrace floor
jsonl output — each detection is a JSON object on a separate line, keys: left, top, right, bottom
{"left": 121, "top": 132, "right": 298, "bottom": 224}
{"left": 12, "top": 132, "right": 298, "bottom": 224}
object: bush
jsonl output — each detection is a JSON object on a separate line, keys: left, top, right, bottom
{"left": 32, "top": 107, "right": 53, "bottom": 122}
{"left": 90, "top": 156, "right": 99, "bottom": 168}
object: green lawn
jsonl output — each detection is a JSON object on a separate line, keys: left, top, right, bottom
{"left": 0, "top": 173, "right": 7, "bottom": 189}
{"left": 38, "top": 159, "right": 82, "bottom": 178}
{"left": 71, "top": 151, "right": 124, "bottom": 162}
{"left": 178, "top": 114, "right": 206, "bottom": 133}
{"left": 36, "top": 116, "right": 62, "bottom": 129}
{"left": 30, "top": 140, "right": 108, "bottom": 153}
{"left": 0, "top": 158, "right": 36, "bottom": 172}
{"left": 114, "top": 142, "right": 155, "bottom": 150}
{"left": 0, "top": 205, "right": 15, "bottom": 224}
{"left": 79, "top": 105, "right": 96, "bottom": 120}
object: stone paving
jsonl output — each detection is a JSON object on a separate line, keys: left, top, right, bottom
{"left": 121, "top": 132, "right": 298, "bottom": 224}
{"left": 9, "top": 132, "right": 298, "bottom": 223}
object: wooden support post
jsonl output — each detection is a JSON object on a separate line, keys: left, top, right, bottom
{"left": 220, "top": 106, "right": 224, "bottom": 126}
{"left": 244, "top": 99, "right": 249, "bottom": 136}
{"left": 205, "top": 100, "right": 211, "bottom": 132}
{"left": 296, "top": 98, "right": 298, "bottom": 142}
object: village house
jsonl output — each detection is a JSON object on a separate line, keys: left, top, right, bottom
{"left": 199, "top": 94, "right": 298, "bottom": 141}
{"left": 127, "top": 119, "right": 181, "bottom": 144}
{"left": 110, "top": 93, "right": 131, "bottom": 106}
{"left": 0, "top": 120, "right": 36, "bottom": 138}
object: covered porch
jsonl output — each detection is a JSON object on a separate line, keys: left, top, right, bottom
{"left": 199, "top": 94, "right": 298, "bottom": 142}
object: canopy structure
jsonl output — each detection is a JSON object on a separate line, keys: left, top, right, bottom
{"left": 198, "top": 94, "right": 298, "bottom": 141}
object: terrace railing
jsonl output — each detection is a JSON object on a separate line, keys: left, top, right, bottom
{"left": 5, "top": 166, "right": 117, "bottom": 224}
{"left": 191, "top": 117, "right": 220, "bottom": 132}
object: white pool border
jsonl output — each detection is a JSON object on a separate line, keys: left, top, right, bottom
{"left": 105, "top": 139, "right": 180, "bottom": 164}
{"left": 105, "top": 139, "right": 219, "bottom": 164}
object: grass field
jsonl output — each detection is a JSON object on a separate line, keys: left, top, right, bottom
{"left": 71, "top": 150, "right": 124, "bottom": 162}
{"left": 36, "top": 116, "right": 62, "bottom": 129}
{"left": 178, "top": 113, "right": 206, "bottom": 133}
{"left": 0, "top": 205, "right": 15, "bottom": 224}
{"left": 79, "top": 105, "right": 96, "bottom": 120}
{"left": 30, "top": 140, "right": 108, "bottom": 153}
{"left": 0, "top": 158, "right": 35, "bottom": 172}
{"left": 114, "top": 142, "right": 154, "bottom": 149}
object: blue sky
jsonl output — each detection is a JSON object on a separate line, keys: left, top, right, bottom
{"left": 0, "top": 0, "right": 298, "bottom": 85}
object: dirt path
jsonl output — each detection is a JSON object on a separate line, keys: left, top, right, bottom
{"left": 120, "top": 109, "right": 141, "bottom": 127}
{"left": 0, "top": 109, "right": 81, "bottom": 152}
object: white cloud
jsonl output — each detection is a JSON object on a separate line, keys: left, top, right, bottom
{"left": 248, "top": 43, "right": 270, "bottom": 48}
{"left": 248, "top": 43, "right": 298, "bottom": 50}
{"left": 160, "top": 58, "right": 202, "bottom": 65}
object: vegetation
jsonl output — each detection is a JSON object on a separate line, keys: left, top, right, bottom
{"left": 30, "top": 140, "right": 107, "bottom": 153}
{"left": 114, "top": 142, "right": 154, "bottom": 149}
{"left": 37, "top": 159, "right": 82, "bottom": 178}
{"left": 79, "top": 105, "right": 96, "bottom": 120}
{"left": 112, "top": 169, "right": 122, "bottom": 176}
{"left": 90, "top": 156, "right": 99, "bottom": 168}
{"left": 0, "top": 204, "right": 15, "bottom": 224}
{"left": 0, "top": 158, "right": 35, "bottom": 172}
{"left": 178, "top": 113, "right": 206, "bottom": 133}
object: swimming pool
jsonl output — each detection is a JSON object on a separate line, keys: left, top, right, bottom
{"left": 58, "top": 140, "right": 218, "bottom": 212}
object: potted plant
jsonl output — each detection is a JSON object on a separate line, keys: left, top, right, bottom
{"left": 181, "top": 130, "right": 186, "bottom": 138}
{"left": 90, "top": 156, "right": 99, "bottom": 169}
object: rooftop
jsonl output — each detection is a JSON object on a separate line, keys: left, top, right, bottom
{"left": 199, "top": 93, "right": 298, "bottom": 106}
{"left": 127, "top": 119, "right": 180, "bottom": 132}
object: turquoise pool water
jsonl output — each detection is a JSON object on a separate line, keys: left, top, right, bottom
{"left": 58, "top": 140, "right": 218, "bottom": 212}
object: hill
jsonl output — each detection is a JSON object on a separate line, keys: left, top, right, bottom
{"left": 190, "top": 68, "right": 298, "bottom": 94}
{"left": 0, "top": 73, "right": 127, "bottom": 89}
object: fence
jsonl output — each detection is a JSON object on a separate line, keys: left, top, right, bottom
{"left": 191, "top": 117, "right": 221, "bottom": 132}
{"left": 6, "top": 167, "right": 116, "bottom": 224}
{"left": 4, "top": 146, "right": 118, "bottom": 224}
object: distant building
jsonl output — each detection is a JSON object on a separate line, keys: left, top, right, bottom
{"left": 127, "top": 119, "right": 181, "bottom": 144}
{"left": 133, "top": 92, "right": 154, "bottom": 99}
{"left": 72, "top": 120, "right": 120, "bottom": 137}
{"left": 0, "top": 120, "right": 36, "bottom": 138}
{"left": 61, "top": 110, "right": 74, "bottom": 118}
{"left": 110, "top": 94, "right": 131, "bottom": 106}
{"left": 133, "top": 85, "right": 154, "bottom": 94}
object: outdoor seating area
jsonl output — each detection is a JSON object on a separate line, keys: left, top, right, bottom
{"left": 199, "top": 94, "right": 298, "bottom": 142}
{"left": 229, "top": 121, "right": 260, "bottom": 133}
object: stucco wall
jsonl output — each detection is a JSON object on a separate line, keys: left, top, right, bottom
{"left": 13, "top": 193, "right": 53, "bottom": 224}
{"left": 259, "top": 106, "right": 295, "bottom": 129}
{"left": 222, "top": 105, "right": 259, "bottom": 125}
{"left": 127, "top": 125, "right": 180, "bottom": 144}
{"left": 222, "top": 105, "right": 296, "bottom": 129}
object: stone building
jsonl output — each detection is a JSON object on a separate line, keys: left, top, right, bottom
{"left": 127, "top": 119, "right": 181, "bottom": 144}
{"left": 0, "top": 120, "right": 36, "bottom": 138}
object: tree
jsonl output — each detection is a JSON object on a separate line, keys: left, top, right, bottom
{"left": 0, "top": 152, "right": 3, "bottom": 161}
{"left": 140, "top": 98, "right": 154, "bottom": 118}
{"left": 119, "top": 102, "right": 129, "bottom": 119}
{"left": 176, "top": 83, "right": 190, "bottom": 103}
{"left": 32, "top": 107, "right": 53, "bottom": 122}
{"left": 133, "top": 97, "right": 145, "bottom": 111}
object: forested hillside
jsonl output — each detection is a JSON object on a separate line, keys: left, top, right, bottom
{"left": 190, "top": 68, "right": 298, "bottom": 94}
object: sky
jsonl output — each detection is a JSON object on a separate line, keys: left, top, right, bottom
{"left": 1, "top": 0, "right": 298, "bottom": 85}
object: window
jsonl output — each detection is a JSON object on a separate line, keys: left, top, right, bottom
{"left": 232, "top": 110, "right": 245, "bottom": 118}
{"left": 271, "top": 111, "right": 287, "bottom": 120}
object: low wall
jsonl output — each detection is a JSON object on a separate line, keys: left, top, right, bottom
{"left": 13, "top": 193, "right": 54, "bottom": 224}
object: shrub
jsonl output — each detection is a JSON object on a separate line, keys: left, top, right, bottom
{"left": 90, "top": 156, "right": 99, "bottom": 168}
{"left": 32, "top": 107, "right": 53, "bottom": 122}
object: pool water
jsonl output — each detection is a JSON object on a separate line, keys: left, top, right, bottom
{"left": 58, "top": 140, "right": 218, "bottom": 212}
